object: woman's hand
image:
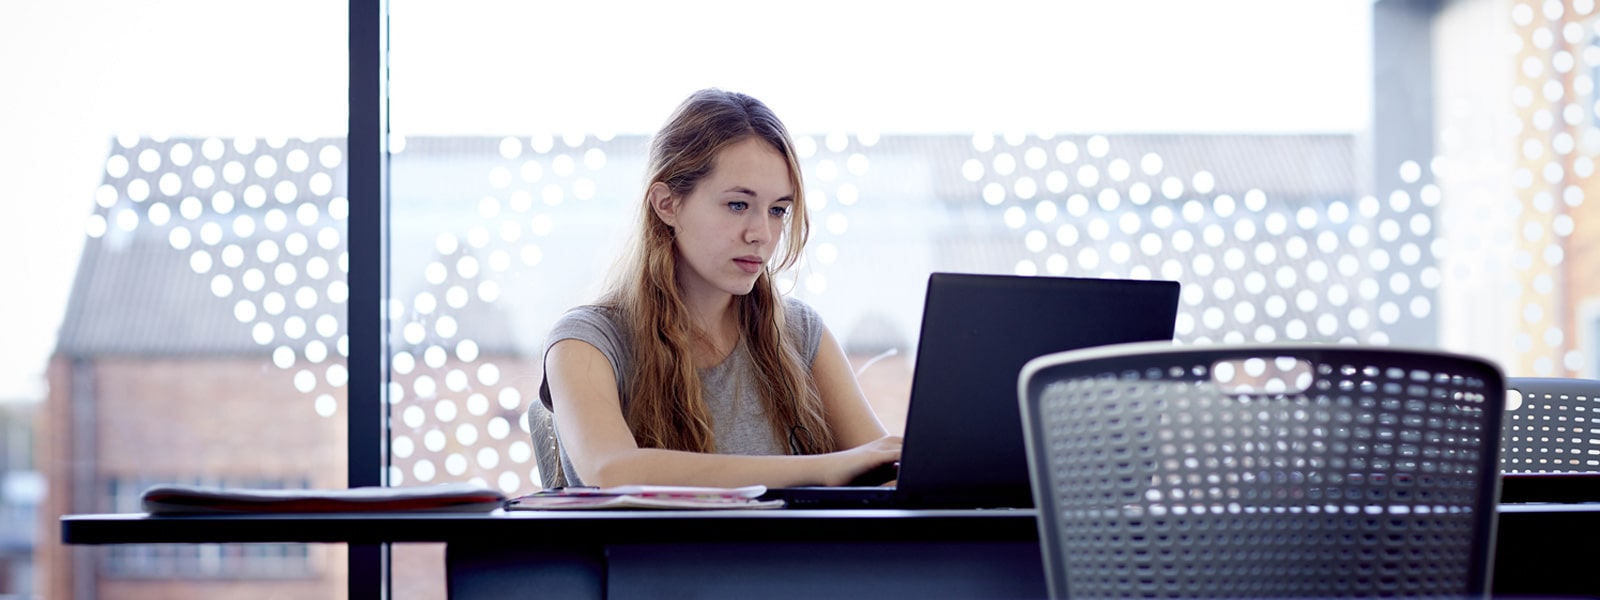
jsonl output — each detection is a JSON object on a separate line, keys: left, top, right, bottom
{"left": 821, "top": 435, "right": 903, "bottom": 487}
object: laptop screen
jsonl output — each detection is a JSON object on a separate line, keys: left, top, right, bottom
{"left": 894, "top": 273, "right": 1180, "bottom": 507}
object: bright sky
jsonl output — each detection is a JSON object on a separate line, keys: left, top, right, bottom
{"left": 0, "top": 0, "right": 1371, "bottom": 401}
{"left": 387, "top": 0, "right": 1373, "bottom": 135}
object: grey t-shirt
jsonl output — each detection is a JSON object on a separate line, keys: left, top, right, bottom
{"left": 536, "top": 297, "right": 824, "bottom": 486}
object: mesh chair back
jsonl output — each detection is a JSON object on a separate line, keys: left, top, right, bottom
{"left": 1018, "top": 342, "right": 1504, "bottom": 599}
{"left": 527, "top": 402, "right": 568, "bottom": 490}
{"left": 1501, "top": 377, "right": 1600, "bottom": 473}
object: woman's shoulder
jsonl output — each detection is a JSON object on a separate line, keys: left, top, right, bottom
{"left": 780, "top": 296, "right": 825, "bottom": 359}
{"left": 553, "top": 305, "right": 620, "bottom": 329}
{"left": 548, "top": 304, "right": 628, "bottom": 347}
{"left": 558, "top": 303, "right": 619, "bottom": 325}
{"left": 782, "top": 295, "right": 820, "bottom": 326}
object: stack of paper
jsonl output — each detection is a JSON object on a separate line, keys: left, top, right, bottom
{"left": 507, "top": 485, "right": 784, "bottom": 510}
{"left": 140, "top": 483, "right": 507, "bottom": 514}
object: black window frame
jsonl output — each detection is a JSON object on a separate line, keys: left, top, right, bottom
{"left": 348, "top": 0, "right": 389, "bottom": 598}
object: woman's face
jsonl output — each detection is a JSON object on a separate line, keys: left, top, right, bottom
{"left": 654, "top": 136, "right": 795, "bottom": 303}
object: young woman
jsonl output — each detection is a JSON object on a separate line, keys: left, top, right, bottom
{"left": 536, "top": 89, "right": 901, "bottom": 488}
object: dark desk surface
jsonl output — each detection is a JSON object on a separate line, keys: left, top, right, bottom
{"left": 61, "top": 503, "right": 1600, "bottom": 546}
{"left": 61, "top": 504, "right": 1600, "bottom": 598}
{"left": 63, "top": 508, "right": 1053, "bottom": 599}
{"left": 61, "top": 507, "right": 1042, "bottom": 545}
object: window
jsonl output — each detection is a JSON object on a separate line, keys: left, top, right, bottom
{"left": 377, "top": 2, "right": 1596, "bottom": 494}
{"left": 19, "top": 2, "right": 350, "bottom": 598}
{"left": 384, "top": 1, "right": 1392, "bottom": 472}
{"left": 16, "top": 1, "right": 1600, "bottom": 598}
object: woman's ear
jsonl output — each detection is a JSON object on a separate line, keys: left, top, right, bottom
{"left": 647, "top": 182, "right": 678, "bottom": 227}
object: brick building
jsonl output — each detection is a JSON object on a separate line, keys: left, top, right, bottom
{"left": 35, "top": 137, "right": 534, "bottom": 600}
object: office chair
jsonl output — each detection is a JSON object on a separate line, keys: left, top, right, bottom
{"left": 1018, "top": 342, "right": 1504, "bottom": 599}
{"left": 527, "top": 402, "right": 568, "bottom": 489}
{"left": 1501, "top": 377, "right": 1600, "bottom": 473}
{"left": 1498, "top": 377, "right": 1600, "bottom": 503}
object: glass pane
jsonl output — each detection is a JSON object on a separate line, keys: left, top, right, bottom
{"left": 8, "top": 2, "right": 349, "bottom": 598}
{"left": 385, "top": 0, "right": 1600, "bottom": 513}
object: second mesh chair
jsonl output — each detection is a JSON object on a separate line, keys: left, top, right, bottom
{"left": 1501, "top": 377, "right": 1600, "bottom": 474}
{"left": 1018, "top": 342, "right": 1504, "bottom": 599}
{"left": 1498, "top": 376, "right": 1600, "bottom": 503}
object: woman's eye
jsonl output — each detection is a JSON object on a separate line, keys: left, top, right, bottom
{"left": 728, "top": 201, "right": 748, "bottom": 212}
{"left": 769, "top": 206, "right": 789, "bottom": 217}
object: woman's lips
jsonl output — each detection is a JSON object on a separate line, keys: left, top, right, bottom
{"left": 733, "top": 257, "right": 764, "bottom": 274}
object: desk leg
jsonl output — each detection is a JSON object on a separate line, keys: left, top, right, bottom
{"left": 445, "top": 543, "right": 605, "bottom": 600}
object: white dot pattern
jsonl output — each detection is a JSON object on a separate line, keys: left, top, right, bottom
{"left": 378, "top": 123, "right": 1589, "bottom": 494}
{"left": 965, "top": 134, "right": 1440, "bottom": 347}
{"left": 1478, "top": 1, "right": 1596, "bottom": 377}
{"left": 86, "top": 10, "right": 1600, "bottom": 499}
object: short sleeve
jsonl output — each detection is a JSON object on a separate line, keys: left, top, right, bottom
{"left": 783, "top": 297, "right": 825, "bottom": 366}
{"left": 537, "top": 305, "right": 630, "bottom": 411}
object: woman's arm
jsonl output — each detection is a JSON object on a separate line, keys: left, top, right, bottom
{"left": 809, "top": 325, "right": 893, "bottom": 449}
{"left": 545, "top": 339, "right": 900, "bottom": 488}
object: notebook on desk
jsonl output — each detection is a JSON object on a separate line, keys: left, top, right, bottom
{"left": 764, "top": 272, "right": 1180, "bottom": 509}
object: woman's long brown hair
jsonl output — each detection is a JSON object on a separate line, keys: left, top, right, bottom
{"left": 599, "top": 89, "right": 836, "bottom": 455}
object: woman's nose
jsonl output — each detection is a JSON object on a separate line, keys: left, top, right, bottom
{"left": 743, "top": 216, "right": 768, "bottom": 244}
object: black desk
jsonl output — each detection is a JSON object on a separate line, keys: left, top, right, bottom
{"left": 63, "top": 509, "right": 1046, "bottom": 599}
{"left": 62, "top": 505, "right": 1598, "bottom": 599}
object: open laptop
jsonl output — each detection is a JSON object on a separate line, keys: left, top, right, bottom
{"left": 764, "top": 272, "right": 1180, "bottom": 508}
